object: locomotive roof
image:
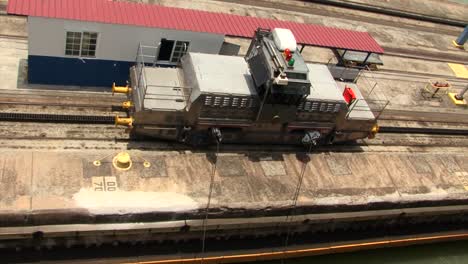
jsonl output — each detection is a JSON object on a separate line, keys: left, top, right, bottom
{"left": 183, "top": 53, "right": 351, "bottom": 105}
{"left": 185, "top": 53, "right": 257, "bottom": 101}
{"left": 306, "top": 63, "right": 347, "bottom": 103}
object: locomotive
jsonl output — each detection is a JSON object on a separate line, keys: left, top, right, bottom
{"left": 114, "top": 28, "right": 378, "bottom": 146}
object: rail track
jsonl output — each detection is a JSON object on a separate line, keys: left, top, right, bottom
{"left": 0, "top": 112, "right": 115, "bottom": 124}
{"left": 365, "top": 69, "right": 468, "bottom": 88}
{"left": 382, "top": 48, "right": 468, "bottom": 67}
{"left": 216, "top": 0, "right": 464, "bottom": 34}
{"left": 1, "top": 112, "right": 468, "bottom": 135}
{"left": 383, "top": 51, "right": 468, "bottom": 66}
{"left": 0, "top": 113, "right": 467, "bottom": 154}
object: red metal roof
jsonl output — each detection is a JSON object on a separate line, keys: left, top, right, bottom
{"left": 7, "top": 0, "right": 384, "bottom": 54}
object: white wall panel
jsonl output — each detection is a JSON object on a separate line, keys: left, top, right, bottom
{"left": 28, "top": 16, "right": 225, "bottom": 61}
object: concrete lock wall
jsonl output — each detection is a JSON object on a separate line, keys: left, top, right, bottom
{"left": 27, "top": 16, "right": 225, "bottom": 87}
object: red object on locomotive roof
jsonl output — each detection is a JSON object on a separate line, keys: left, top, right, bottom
{"left": 343, "top": 86, "right": 357, "bottom": 104}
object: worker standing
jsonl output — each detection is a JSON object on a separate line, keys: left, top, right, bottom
{"left": 453, "top": 26, "right": 468, "bottom": 49}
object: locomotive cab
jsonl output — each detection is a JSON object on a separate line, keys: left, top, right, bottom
{"left": 245, "top": 28, "right": 311, "bottom": 123}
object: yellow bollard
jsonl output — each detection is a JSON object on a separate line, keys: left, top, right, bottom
{"left": 368, "top": 124, "right": 379, "bottom": 139}
{"left": 122, "top": 101, "right": 133, "bottom": 109}
{"left": 112, "top": 82, "right": 131, "bottom": 95}
{"left": 115, "top": 116, "right": 134, "bottom": 127}
{"left": 113, "top": 152, "right": 132, "bottom": 171}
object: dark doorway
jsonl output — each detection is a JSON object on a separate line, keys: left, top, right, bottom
{"left": 157, "top": 39, "right": 175, "bottom": 61}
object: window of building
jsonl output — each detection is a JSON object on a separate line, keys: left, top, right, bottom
{"left": 81, "top": 32, "right": 98, "bottom": 57}
{"left": 65, "top": 31, "right": 98, "bottom": 57}
{"left": 65, "top": 32, "right": 82, "bottom": 56}
{"left": 157, "top": 39, "right": 190, "bottom": 63}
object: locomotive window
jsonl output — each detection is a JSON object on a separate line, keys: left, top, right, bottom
{"left": 65, "top": 31, "right": 98, "bottom": 57}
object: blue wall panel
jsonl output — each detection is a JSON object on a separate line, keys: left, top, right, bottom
{"left": 28, "top": 55, "right": 133, "bottom": 87}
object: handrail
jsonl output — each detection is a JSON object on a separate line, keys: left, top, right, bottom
{"left": 346, "top": 98, "right": 389, "bottom": 120}
{"left": 134, "top": 42, "right": 192, "bottom": 109}
{"left": 327, "top": 56, "right": 389, "bottom": 121}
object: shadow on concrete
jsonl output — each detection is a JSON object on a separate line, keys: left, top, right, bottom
{"left": 247, "top": 152, "right": 285, "bottom": 162}
{"left": 125, "top": 138, "right": 366, "bottom": 157}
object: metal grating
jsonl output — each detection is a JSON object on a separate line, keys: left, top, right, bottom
{"left": 204, "top": 95, "right": 255, "bottom": 108}
{"left": 298, "top": 101, "right": 342, "bottom": 113}
{"left": 0, "top": 112, "right": 114, "bottom": 124}
{"left": 7, "top": 0, "right": 384, "bottom": 53}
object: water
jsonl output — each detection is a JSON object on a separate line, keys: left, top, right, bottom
{"left": 449, "top": 0, "right": 468, "bottom": 4}
{"left": 252, "top": 240, "right": 468, "bottom": 264}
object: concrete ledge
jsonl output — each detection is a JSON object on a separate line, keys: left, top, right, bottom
{"left": 0, "top": 150, "right": 467, "bottom": 227}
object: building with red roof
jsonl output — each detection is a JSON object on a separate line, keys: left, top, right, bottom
{"left": 7, "top": 0, "right": 384, "bottom": 86}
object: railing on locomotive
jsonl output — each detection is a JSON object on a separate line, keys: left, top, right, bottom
{"left": 327, "top": 56, "right": 389, "bottom": 120}
{"left": 134, "top": 43, "right": 193, "bottom": 109}
{"left": 346, "top": 98, "right": 389, "bottom": 120}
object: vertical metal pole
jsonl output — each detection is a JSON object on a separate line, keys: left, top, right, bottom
{"left": 153, "top": 42, "right": 161, "bottom": 67}
{"left": 341, "top": 49, "right": 347, "bottom": 58}
{"left": 255, "top": 81, "right": 271, "bottom": 121}
{"left": 340, "top": 49, "right": 347, "bottom": 66}
{"left": 363, "top": 52, "right": 371, "bottom": 65}
{"left": 455, "top": 85, "right": 468, "bottom": 100}
{"left": 299, "top": 44, "right": 305, "bottom": 53}
{"left": 335, "top": 50, "right": 348, "bottom": 80}
{"left": 455, "top": 26, "right": 468, "bottom": 46}
{"left": 136, "top": 43, "right": 142, "bottom": 89}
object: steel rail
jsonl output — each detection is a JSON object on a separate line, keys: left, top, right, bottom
{"left": 0, "top": 107, "right": 467, "bottom": 144}
{"left": 383, "top": 52, "right": 468, "bottom": 66}
{"left": 0, "top": 112, "right": 115, "bottom": 124}
{"left": 1, "top": 112, "right": 468, "bottom": 136}
{"left": 0, "top": 101, "right": 121, "bottom": 110}
{"left": 379, "top": 126, "right": 468, "bottom": 136}
{"left": 306, "top": 0, "right": 466, "bottom": 27}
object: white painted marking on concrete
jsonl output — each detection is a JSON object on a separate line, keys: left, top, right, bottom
{"left": 92, "top": 176, "right": 118, "bottom": 192}
{"left": 73, "top": 188, "right": 199, "bottom": 214}
{"left": 454, "top": 172, "right": 468, "bottom": 191}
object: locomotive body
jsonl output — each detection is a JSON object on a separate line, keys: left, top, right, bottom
{"left": 118, "top": 28, "right": 378, "bottom": 146}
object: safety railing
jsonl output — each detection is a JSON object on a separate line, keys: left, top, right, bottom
{"left": 326, "top": 56, "right": 363, "bottom": 83}
{"left": 346, "top": 99, "right": 389, "bottom": 120}
{"left": 327, "top": 56, "right": 389, "bottom": 120}
{"left": 134, "top": 43, "right": 192, "bottom": 110}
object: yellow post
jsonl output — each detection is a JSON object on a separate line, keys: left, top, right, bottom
{"left": 115, "top": 116, "right": 134, "bottom": 127}
{"left": 368, "top": 124, "right": 379, "bottom": 139}
{"left": 122, "top": 101, "right": 133, "bottom": 109}
{"left": 112, "top": 82, "right": 131, "bottom": 95}
{"left": 113, "top": 152, "right": 132, "bottom": 171}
